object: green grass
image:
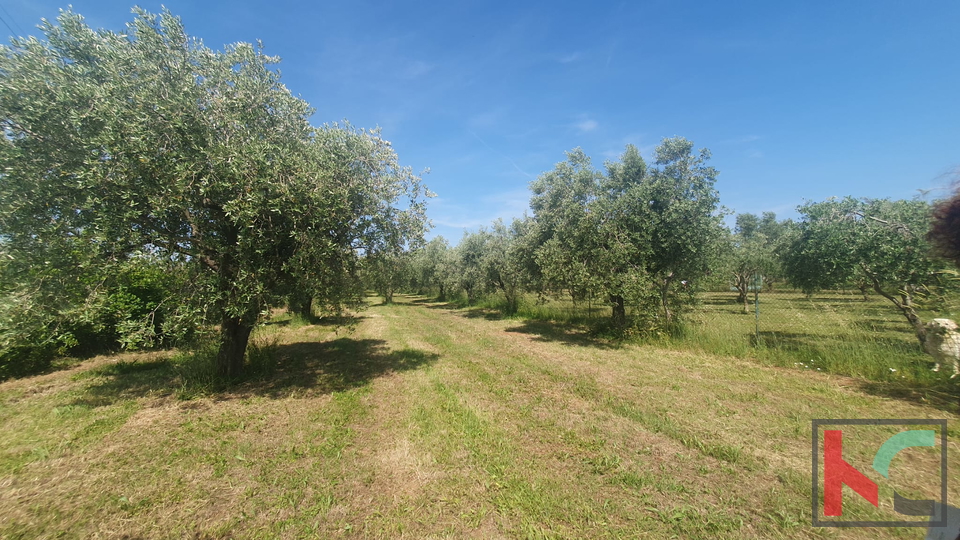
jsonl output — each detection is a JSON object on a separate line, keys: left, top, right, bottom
{"left": 685, "top": 290, "right": 933, "bottom": 377}
{"left": 676, "top": 290, "right": 960, "bottom": 410}
{"left": 465, "top": 289, "right": 959, "bottom": 410}
{"left": 0, "top": 294, "right": 956, "bottom": 538}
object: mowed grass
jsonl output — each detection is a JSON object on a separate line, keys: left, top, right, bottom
{"left": 1, "top": 294, "right": 958, "bottom": 539}
{"left": 476, "top": 289, "right": 960, "bottom": 410}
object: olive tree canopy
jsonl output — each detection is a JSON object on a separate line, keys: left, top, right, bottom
{"left": 782, "top": 197, "right": 951, "bottom": 349}
{"left": 0, "top": 9, "right": 429, "bottom": 376}
{"left": 530, "top": 139, "right": 725, "bottom": 330}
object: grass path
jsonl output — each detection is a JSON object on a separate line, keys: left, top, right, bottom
{"left": 1, "top": 295, "right": 957, "bottom": 539}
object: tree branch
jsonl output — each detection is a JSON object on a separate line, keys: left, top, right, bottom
{"left": 851, "top": 211, "right": 914, "bottom": 237}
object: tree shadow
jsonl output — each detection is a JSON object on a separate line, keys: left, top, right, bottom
{"left": 70, "top": 356, "right": 177, "bottom": 407}
{"left": 409, "top": 298, "right": 467, "bottom": 311}
{"left": 459, "top": 308, "right": 505, "bottom": 321}
{"left": 750, "top": 330, "right": 823, "bottom": 351}
{"left": 701, "top": 295, "right": 742, "bottom": 307}
{"left": 747, "top": 331, "right": 958, "bottom": 413}
{"left": 849, "top": 317, "right": 914, "bottom": 334}
{"left": 855, "top": 379, "right": 959, "bottom": 415}
{"left": 74, "top": 338, "right": 438, "bottom": 406}
{"left": 503, "top": 319, "right": 617, "bottom": 349}
{"left": 262, "top": 314, "right": 367, "bottom": 328}
{"left": 248, "top": 338, "right": 438, "bottom": 397}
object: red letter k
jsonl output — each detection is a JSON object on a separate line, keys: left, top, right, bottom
{"left": 824, "top": 430, "right": 879, "bottom": 516}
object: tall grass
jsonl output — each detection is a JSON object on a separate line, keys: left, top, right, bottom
{"left": 472, "top": 293, "right": 608, "bottom": 324}
{"left": 678, "top": 290, "right": 947, "bottom": 385}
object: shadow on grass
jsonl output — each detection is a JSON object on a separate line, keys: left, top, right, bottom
{"left": 409, "top": 298, "right": 469, "bottom": 311}
{"left": 747, "top": 332, "right": 959, "bottom": 414}
{"left": 849, "top": 317, "right": 917, "bottom": 334}
{"left": 700, "top": 295, "right": 744, "bottom": 307}
{"left": 75, "top": 338, "right": 438, "bottom": 406}
{"left": 855, "top": 379, "right": 959, "bottom": 415}
{"left": 262, "top": 314, "right": 367, "bottom": 328}
{"left": 70, "top": 356, "right": 176, "bottom": 407}
{"left": 251, "top": 338, "right": 438, "bottom": 397}
{"left": 805, "top": 296, "right": 875, "bottom": 305}
{"left": 403, "top": 297, "right": 617, "bottom": 348}
{"left": 503, "top": 319, "right": 617, "bottom": 349}
{"left": 459, "top": 308, "right": 506, "bottom": 321}
{"left": 751, "top": 330, "right": 827, "bottom": 350}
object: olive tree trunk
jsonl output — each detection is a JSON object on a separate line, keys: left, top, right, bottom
{"left": 217, "top": 314, "right": 253, "bottom": 378}
{"left": 863, "top": 268, "right": 927, "bottom": 349}
{"left": 660, "top": 273, "right": 675, "bottom": 324}
{"left": 610, "top": 294, "right": 626, "bottom": 327}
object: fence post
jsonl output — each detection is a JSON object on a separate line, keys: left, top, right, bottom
{"left": 754, "top": 273, "right": 761, "bottom": 343}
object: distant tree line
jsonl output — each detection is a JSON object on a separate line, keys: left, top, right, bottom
{"left": 382, "top": 153, "right": 956, "bottom": 359}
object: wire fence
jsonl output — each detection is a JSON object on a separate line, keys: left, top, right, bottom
{"left": 687, "top": 274, "right": 936, "bottom": 382}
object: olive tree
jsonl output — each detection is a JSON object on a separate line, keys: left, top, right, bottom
{"left": 724, "top": 212, "right": 790, "bottom": 312}
{"left": 530, "top": 139, "right": 724, "bottom": 329}
{"left": 477, "top": 218, "right": 531, "bottom": 314}
{"left": 528, "top": 148, "right": 605, "bottom": 310}
{"left": 452, "top": 231, "right": 489, "bottom": 304}
{"left": 0, "top": 9, "right": 428, "bottom": 377}
{"left": 408, "top": 237, "right": 451, "bottom": 299}
{"left": 782, "top": 197, "right": 951, "bottom": 349}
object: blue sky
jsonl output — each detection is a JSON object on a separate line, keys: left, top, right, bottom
{"left": 4, "top": 1, "right": 959, "bottom": 242}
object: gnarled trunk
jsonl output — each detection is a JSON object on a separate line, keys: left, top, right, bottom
{"left": 290, "top": 295, "right": 313, "bottom": 319}
{"left": 734, "top": 273, "right": 749, "bottom": 313}
{"left": 857, "top": 283, "right": 870, "bottom": 302}
{"left": 863, "top": 267, "right": 927, "bottom": 348}
{"left": 610, "top": 294, "right": 626, "bottom": 327}
{"left": 504, "top": 291, "right": 519, "bottom": 315}
{"left": 381, "top": 284, "right": 395, "bottom": 304}
{"left": 217, "top": 315, "right": 253, "bottom": 378}
{"left": 660, "top": 273, "right": 675, "bottom": 324}
{"left": 497, "top": 277, "right": 518, "bottom": 314}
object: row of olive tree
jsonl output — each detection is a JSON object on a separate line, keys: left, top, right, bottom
{"left": 713, "top": 212, "right": 793, "bottom": 312}
{"left": 399, "top": 154, "right": 955, "bottom": 360}
{"left": 528, "top": 140, "right": 727, "bottom": 329}
{"left": 0, "top": 9, "right": 429, "bottom": 378}
{"left": 386, "top": 220, "right": 531, "bottom": 312}
{"left": 718, "top": 198, "right": 955, "bottom": 355}
{"left": 394, "top": 139, "right": 727, "bottom": 334}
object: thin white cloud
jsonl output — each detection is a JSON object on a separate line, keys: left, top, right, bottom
{"left": 402, "top": 60, "right": 433, "bottom": 79}
{"left": 431, "top": 216, "right": 492, "bottom": 229}
{"left": 604, "top": 41, "right": 617, "bottom": 70}
{"left": 467, "top": 110, "right": 501, "bottom": 129}
{"left": 576, "top": 119, "right": 599, "bottom": 133}
{"left": 559, "top": 52, "right": 583, "bottom": 63}
{"left": 722, "top": 134, "right": 762, "bottom": 144}
{"left": 481, "top": 188, "right": 531, "bottom": 216}
{"left": 428, "top": 189, "right": 532, "bottom": 232}
{"left": 466, "top": 129, "right": 533, "bottom": 178}
{"left": 602, "top": 134, "right": 657, "bottom": 161}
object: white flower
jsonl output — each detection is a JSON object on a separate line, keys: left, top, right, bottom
{"left": 889, "top": 368, "right": 897, "bottom": 372}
